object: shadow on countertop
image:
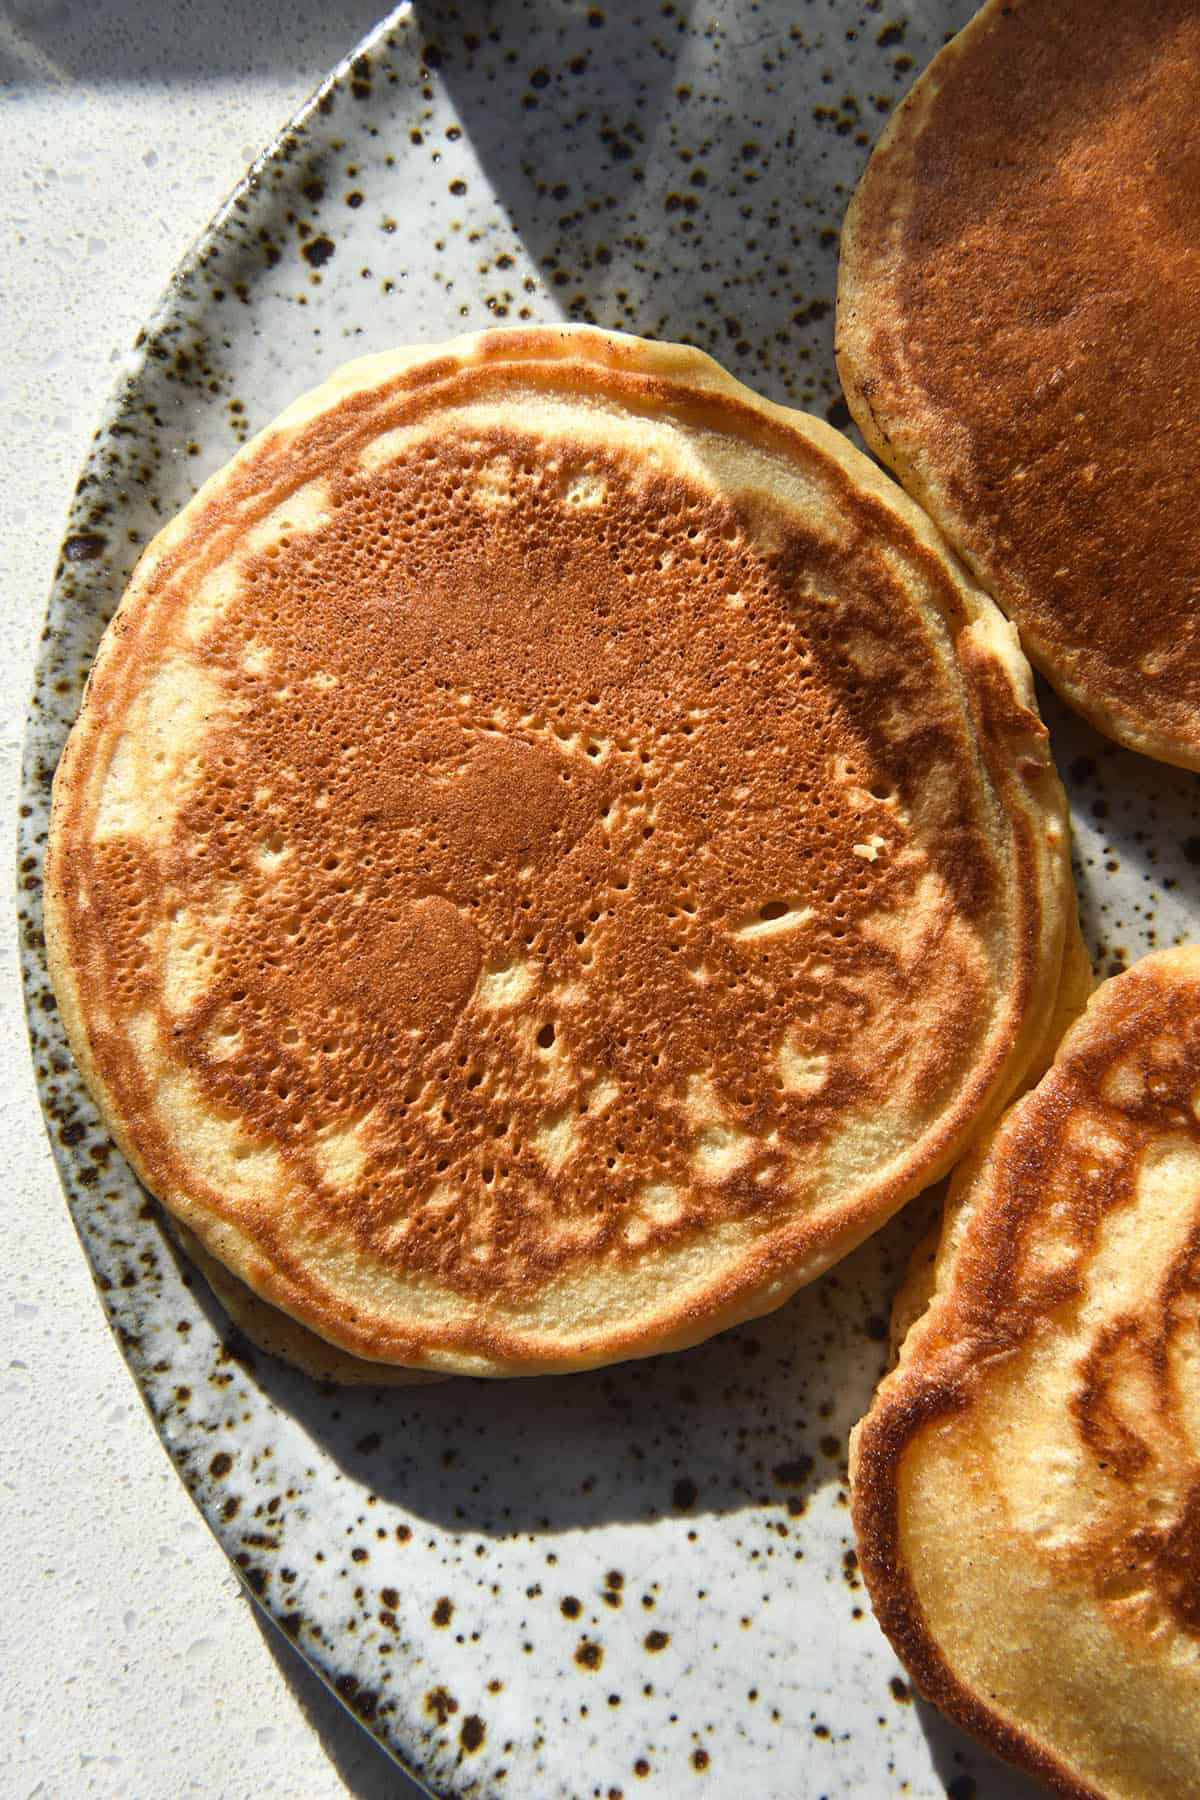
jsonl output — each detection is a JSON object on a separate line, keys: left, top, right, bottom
{"left": 0, "top": 0, "right": 399, "bottom": 86}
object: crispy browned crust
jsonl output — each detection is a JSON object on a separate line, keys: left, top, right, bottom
{"left": 837, "top": 0, "right": 1200, "bottom": 768}
{"left": 852, "top": 947, "right": 1200, "bottom": 1798}
{"left": 45, "top": 326, "right": 1074, "bottom": 1374}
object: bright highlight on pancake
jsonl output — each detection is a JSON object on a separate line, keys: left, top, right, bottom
{"left": 46, "top": 326, "right": 1076, "bottom": 1377}
{"left": 852, "top": 948, "right": 1200, "bottom": 1799}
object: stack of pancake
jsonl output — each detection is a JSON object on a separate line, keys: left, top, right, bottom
{"left": 44, "top": 0, "right": 1200, "bottom": 1785}
{"left": 45, "top": 324, "right": 1080, "bottom": 1378}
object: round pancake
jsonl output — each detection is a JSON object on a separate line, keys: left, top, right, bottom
{"left": 852, "top": 947, "right": 1200, "bottom": 1798}
{"left": 46, "top": 325, "right": 1075, "bottom": 1377}
{"left": 836, "top": 0, "right": 1200, "bottom": 769}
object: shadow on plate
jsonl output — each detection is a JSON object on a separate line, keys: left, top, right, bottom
{"left": 1037, "top": 679, "right": 1200, "bottom": 977}
{"left": 915, "top": 1694, "right": 1050, "bottom": 1800}
{"left": 401, "top": 0, "right": 870, "bottom": 414}
{"left": 172, "top": 1182, "right": 941, "bottom": 1541}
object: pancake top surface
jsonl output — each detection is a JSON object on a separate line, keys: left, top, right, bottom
{"left": 852, "top": 947, "right": 1200, "bottom": 1798}
{"left": 837, "top": 0, "right": 1200, "bottom": 768}
{"left": 46, "top": 327, "right": 1071, "bottom": 1374}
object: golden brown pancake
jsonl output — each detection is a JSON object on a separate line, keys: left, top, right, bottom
{"left": 169, "top": 1221, "right": 444, "bottom": 1387}
{"left": 46, "top": 325, "right": 1076, "bottom": 1377}
{"left": 836, "top": 0, "right": 1200, "bottom": 768}
{"left": 1023, "top": 903, "right": 1094, "bottom": 1093}
{"left": 852, "top": 947, "right": 1200, "bottom": 1799}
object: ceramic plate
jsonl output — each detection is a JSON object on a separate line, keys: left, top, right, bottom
{"left": 21, "top": 3, "right": 1200, "bottom": 1794}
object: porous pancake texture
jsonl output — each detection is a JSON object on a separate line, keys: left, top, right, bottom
{"left": 852, "top": 948, "right": 1200, "bottom": 1799}
{"left": 837, "top": 0, "right": 1200, "bottom": 769}
{"left": 46, "top": 326, "right": 1074, "bottom": 1375}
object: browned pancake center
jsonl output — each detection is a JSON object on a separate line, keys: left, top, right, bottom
{"left": 65, "top": 411, "right": 1012, "bottom": 1300}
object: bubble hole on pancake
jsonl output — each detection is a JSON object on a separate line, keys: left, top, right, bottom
{"left": 836, "top": 0, "right": 1200, "bottom": 769}
{"left": 45, "top": 325, "right": 1076, "bottom": 1376}
{"left": 851, "top": 947, "right": 1200, "bottom": 1799}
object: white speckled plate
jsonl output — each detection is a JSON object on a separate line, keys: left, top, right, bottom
{"left": 20, "top": 4, "right": 1200, "bottom": 1795}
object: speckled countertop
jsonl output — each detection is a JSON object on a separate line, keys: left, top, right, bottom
{"left": 3, "top": 4, "right": 420, "bottom": 1793}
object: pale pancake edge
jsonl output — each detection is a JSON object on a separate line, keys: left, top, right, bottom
{"left": 852, "top": 947, "right": 1200, "bottom": 1799}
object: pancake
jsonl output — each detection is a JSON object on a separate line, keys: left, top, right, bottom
{"left": 836, "top": 0, "right": 1200, "bottom": 769}
{"left": 46, "top": 324, "right": 1076, "bottom": 1377}
{"left": 168, "top": 1221, "right": 445, "bottom": 1387}
{"left": 851, "top": 947, "right": 1200, "bottom": 1798}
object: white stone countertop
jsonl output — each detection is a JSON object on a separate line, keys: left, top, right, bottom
{"left": 2, "top": 4, "right": 425, "bottom": 1793}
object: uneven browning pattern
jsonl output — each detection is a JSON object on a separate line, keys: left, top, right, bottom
{"left": 46, "top": 329, "right": 1071, "bottom": 1372}
{"left": 837, "top": 0, "right": 1200, "bottom": 768}
{"left": 852, "top": 949, "right": 1200, "bottom": 1799}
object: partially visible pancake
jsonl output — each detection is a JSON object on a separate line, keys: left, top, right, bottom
{"left": 852, "top": 948, "right": 1200, "bottom": 1798}
{"left": 836, "top": 0, "right": 1200, "bottom": 768}
{"left": 46, "top": 324, "right": 1076, "bottom": 1377}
